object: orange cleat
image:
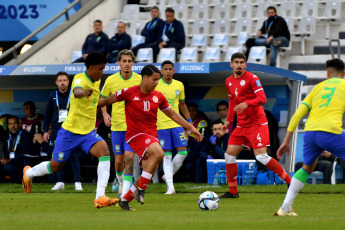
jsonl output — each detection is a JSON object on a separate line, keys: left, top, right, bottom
{"left": 94, "top": 196, "right": 119, "bottom": 209}
{"left": 22, "top": 166, "right": 32, "bottom": 193}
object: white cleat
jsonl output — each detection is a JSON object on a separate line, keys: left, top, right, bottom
{"left": 275, "top": 207, "right": 298, "bottom": 216}
{"left": 75, "top": 182, "right": 83, "bottom": 191}
{"left": 51, "top": 182, "right": 65, "bottom": 191}
{"left": 165, "top": 188, "right": 176, "bottom": 195}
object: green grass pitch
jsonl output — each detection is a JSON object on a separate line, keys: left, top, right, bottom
{"left": 1, "top": 183, "right": 345, "bottom": 230}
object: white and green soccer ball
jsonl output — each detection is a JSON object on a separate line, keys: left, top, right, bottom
{"left": 198, "top": 191, "right": 220, "bottom": 211}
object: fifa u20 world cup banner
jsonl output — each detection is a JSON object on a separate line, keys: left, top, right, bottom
{"left": 0, "top": 0, "right": 80, "bottom": 41}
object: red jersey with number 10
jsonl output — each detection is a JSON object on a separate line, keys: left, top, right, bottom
{"left": 115, "top": 85, "right": 170, "bottom": 142}
{"left": 225, "top": 71, "right": 267, "bottom": 128}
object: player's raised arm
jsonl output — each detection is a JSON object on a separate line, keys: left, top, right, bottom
{"left": 163, "top": 107, "right": 203, "bottom": 142}
{"left": 98, "top": 94, "right": 118, "bottom": 108}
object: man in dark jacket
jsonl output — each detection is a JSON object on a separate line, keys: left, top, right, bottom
{"left": 246, "top": 6, "right": 290, "bottom": 67}
{"left": 195, "top": 120, "right": 230, "bottom": 183}
{"left": 73, "top": 20, "right": 109, "bottom": 63}
{"left": 0, "top": 116, "right": 30, "bottom": 182}
{"left": 131, "top": 6, "right": 164, "bottom": 57}
{"left": 153, "top": 7, "right": 185, "bottom": 61}
{"left": 106, "top": 21, "right": 132, "bottom": 63}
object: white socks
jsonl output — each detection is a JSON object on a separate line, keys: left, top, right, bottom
{"left": 163, "top": 155, "right": 173, "bottom": 189}
{"left": 225, "top": 154, "right": 236, "bottom": 164}
{"left": 95, "top": 156, "right": 110, "bottom": 199}
{"left": 255, "top": 153, "right": 271, "bottom": 165}
{"left": 282, "top": 177, "right": 305, "bottom": 212}
{"left": 26, "top": 161, "right": 52, "bottom": 179}
{"left": 172, "top": 153, "right": 187, "bottom": 175}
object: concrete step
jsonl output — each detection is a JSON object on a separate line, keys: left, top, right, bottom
{"left": 314, "top": 46, "right": 345, "bottom": 55}
{"left": 339, "top": 31, "right": 345, "bottom": 39}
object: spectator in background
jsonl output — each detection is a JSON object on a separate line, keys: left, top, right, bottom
{"left": 0, "top": 116, "right": 30, "bottom": 182}
{"left": 153, "top": 7, "right": 185, "bottom": 62}
{"left": 21, "top": 101, "right": 44, "bottom": 133}
{"left": 214, "top": 101, "right": 236, "bottom": 134}
{"left": 43, "top": 71, "right": 82, "bottom": 191}
{"left": 195, "top": 121, "right": 230, "bottom": 183}
{"left": 73, "top": 20, "right": 109, "bottom": 63}
{"left": 185, "top": 102, "right": 209, "bottom": 182}
{"left": 131, "top": 6, "right": 164, "bottom": 57}
{"left": 106, "top": 22, "right": 132, "bottom": 63}
{"left": 245, "top": 6, "right": 290, "bottom": 67}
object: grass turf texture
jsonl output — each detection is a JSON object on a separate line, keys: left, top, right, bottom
{"left": 1, "top": 183, "right": 345, "bottom": 230}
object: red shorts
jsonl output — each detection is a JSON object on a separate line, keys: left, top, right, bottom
{"left": 127, "top": 134, "right": 159, "bottom": 163}
{"left": 228, "top": 124, "right": 270, "bottom": 150}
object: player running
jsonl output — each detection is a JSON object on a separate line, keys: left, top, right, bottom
{"left": 22, "top": 52, "right": 118, "bottom": 208}
{"left": 100, "top": 49, "right": 141, "bottom": 198}
{"left": 220, "top": 52, "right": 291, "bottom": 198}
{"left": 156, "top": 60, "right": 192, "bottom": 194}
{"left": 275, "top": 58, "right": 345, "bottom": 216}
{"left": 98, "top": 64, "right": 202, "bottom": 210}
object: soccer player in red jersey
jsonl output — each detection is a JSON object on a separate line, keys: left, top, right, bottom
{"left": 220, "top": 53, "right": 291, "bottom": 198}
{"left": 98, "top": 64, "right": 202, "bottom": 210}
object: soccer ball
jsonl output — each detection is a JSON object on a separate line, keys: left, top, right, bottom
{"left": 198, "top": 191, "right": 220, "bottom": 211}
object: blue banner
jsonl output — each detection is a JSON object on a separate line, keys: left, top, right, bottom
{"left": 0, "top": 0, "right": 80, "bottom": 41}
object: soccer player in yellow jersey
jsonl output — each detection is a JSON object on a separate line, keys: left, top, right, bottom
{"left": 22, "top": 52, "right": 118, "bottom": 208}
{"left": 275, "top": 58, "right": 345, "bottom": 216}
{"left": 156, "top": 60, "right": 192, "bottom": 194}
{"left": 100, "top": 49, "right": 141, "bottom": 198}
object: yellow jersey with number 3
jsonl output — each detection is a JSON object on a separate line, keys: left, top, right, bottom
{"left": 156, "top": 78, "right": 185, "bottom": 130}
{"left": 62, "top": 72, "right": 100, "bottom": 135}
{"left": 100, "top": 72, "right": 142, "bottom": 131}
{"left": 302, "top": 77, "right": 345, "bottom": 134}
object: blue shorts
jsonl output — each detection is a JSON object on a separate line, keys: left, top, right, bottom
{"left": 158, "top": 127, "right": 188, "bottom": 150}
{"left": 53, "top": 128, "right": 103, "bottom": 163}
{"left": 111, "top": 131, "right": 134, "bottom": 155}
{"left": 303, "top": 131, "right": 345, "bottom": 165}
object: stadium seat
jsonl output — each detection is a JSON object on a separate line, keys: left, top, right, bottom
{"left": 318, "top": 0, "right": 342, "bottom": 39}
{"left": 190, "top": 4, "right": 210, "bottom": 21}
{"left": 131, "top": 35, "right": 145, "bottom": 48}
{"left": 296, "top": 17, "right": 316, "bottom": 55}
{"left": 284, "top": 17, "right": 295, "bottom": 35}
{"left": 253, "top": 2, "right": 271, "bottom": 19}
{"left": 248, "top": 46, "right": 266, "bottom": 65}
{"left": 224, "top": 46, "right": 242, "bottom": 62}
{"left": 212, "top": 4, "right": 231, "bottom": 20}
{"left": 212, "top": 33, "right": 228, "bottom": 50}
{"left": 191, "top": 34, "right": 208, "bottom": 50}
{"left": 237, "top": 31, "right": 249, "bottom": 46}
{"left": 299, "top": 1, "right": 318, "bottom": 18}
{"left": 180, "top": 47, "right": 198, "bottom": 62}
{"left": 192, "top": 19, "right": 209, "bottom": 35}
{"left": 128, "top": 21, "right": 146, "bottom": 36}
{"left": 231, "top": 19, "right": 252, "bottom": 37}
{"left": 170, "top": 0, "right": 189, "bottom": 5}
{"left": 157, "top": 48, "right": 176, "bottom": 63}
{"left": 202, "top": 47, "right": 221, "bottom": 62}
{"left": 279, "top": 2, "right": 297, "bottom": 18}
{"left": 213, "top": 19, "right": 230, "bottom": 34}
{"left": 71, "top": 50, "right": 82, "bottom": 63}
{"left": 121, "top": 4, "right": 140, "bottom": 21}
{"left": 158, "top": 5, "right": 166, "bottom": 20}
{"left": 231, "top": 3, "right": 252, "bottom": 21}
{"left": 189, "top": 0, "right": 209, "bottom": 5}
{"left": 253, "top": 17, "right": 266, "bottom": 36}
{"left": 174, "top": 5, "right": 188, "bottom": 20}
{"left": 103, "top": 20, "right": 120, "bottom": 37}
{"left": 136, "top": 48, "right": 153, "bottom": 63}
{"left": 180, "top": 19, "right": 192, "bottom": 36}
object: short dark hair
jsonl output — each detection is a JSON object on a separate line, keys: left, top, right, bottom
{"left": 94, "top": 19, "right": 102, "bottom": 24}
{"left": 141, "top": 64, "right": 161, "bottom": 77}
{"left": 212, "top": 120, "right": 224, "bottom": 128}
{"left": 162, "top": 60, "right": 174, "bottom": 68}
{"left": 85, "top": 52, "right": 107, "bottom": 69}
{"left": 217, "top": 101, "right": 228, "bottom": 111}
{"left": 267, "top": 6, "right": 276, "bottom": 12}
{"left": 7, "top": 115, "right": 19, "bottom": 124}
{"left": 165, "top": 7, "right": 174, "bottom": 14}
{"left": 151, "top": 6, "right": 159, "bottom": 11}
{"left": 56, "top": 71, "right": 69, "bottom": 81}
{"left": 187, "top": 102, "right": 198, "bottom": 109}
{"left": 231, "top": 52, "right": 246, "bottom": 63}
{"left": 117, "top": 49, "right": 135, "bottom": 62}
{"left": 23, "top": 101, "right": 35, "bottom": 109}
{"left": 326, "top": 58, "right": 345, "bottom": 74}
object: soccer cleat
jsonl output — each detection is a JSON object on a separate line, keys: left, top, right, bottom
{"left": 275, "top": 207, "right": 298, "bottom": 216}
{"left": 75, "top": 182, "right": 83, "bottom": 191}
{"left": 118, "top": 200, "right": 135, "bottom": 211}
{"left": 51, "top": 182, "right": 65, "bottom": 191}
{"left": 219, "top": 192, "right": 239, "bottom": 198}
{"left": 22, "top": 166, "right": 32, "bottom": 193}
{"left": 136, "top": 189, "right": 145, "bottom": 205}
{"left": 165, "top": 188, "right": 176, "bottom": 195}
{"left": 94, "top": 196, "right": 119, "bottom": 209}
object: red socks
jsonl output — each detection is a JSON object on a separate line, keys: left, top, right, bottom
{"left": 266, "top": 158, "right": 291, "bottom": 185}
{"left": 226, "top": 163, "right": 238, "bottom": 195}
